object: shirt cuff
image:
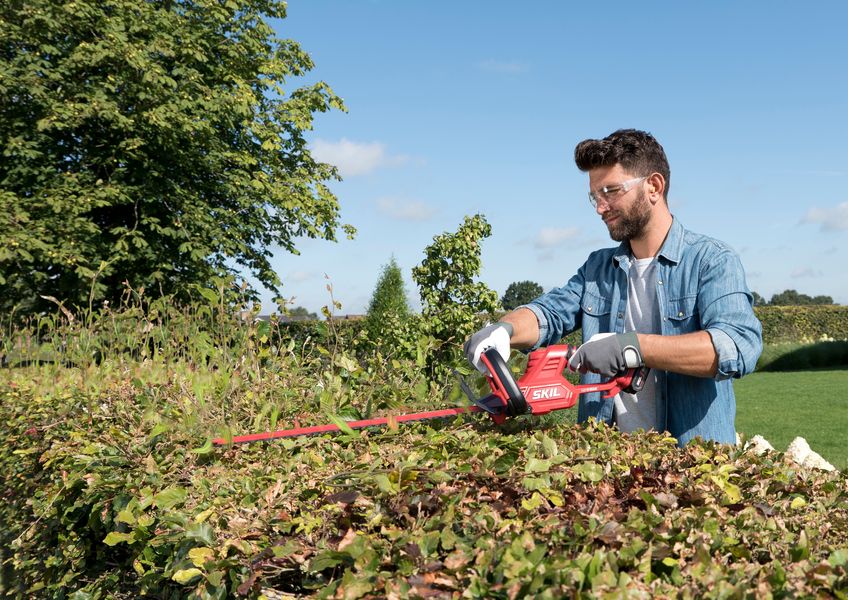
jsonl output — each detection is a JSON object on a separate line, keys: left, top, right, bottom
{"left": 517, "top": 303, "right": 548, "bottom": 351}
{"left": 707, "top": 327, "right": 740, "bottom": 380}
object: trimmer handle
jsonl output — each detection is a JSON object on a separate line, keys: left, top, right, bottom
{"left": 625, "top": 366, "right": 650, "bottom": 394}
{"left": 477, "top": 345, "right": 650, "bottom": 420}
{"left": 479, "top": 348, "right": 529, "bottom": 416}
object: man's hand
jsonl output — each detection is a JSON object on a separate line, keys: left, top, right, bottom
{"left": 568, "top": 332, "right": 643, "bottom": 378}
{"left": 464, "top": 322, "right": 513, "bottom": 374}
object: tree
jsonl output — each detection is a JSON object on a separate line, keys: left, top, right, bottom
{"left": 412, "top": 214, "right": 499, "bottom": 377}
{"left": 364, "top": 256, "right": 409, "bottom": 324}
{"left": 363, "top": 256, "right": 412, "bottom": 351}
{"left": 0, "top": 0, "right": 354, "bottom": 315}
{"left": 769, "top": 289, "right": 835, "bottom": 306}
{"left": 750, "top": 291, "right": 767, "bottom": 306}
{"left": 501, "top": 280, "right": 544, "bottom": 310}
{"left": 287, "top": 306, "right": 317, "bottom": 320}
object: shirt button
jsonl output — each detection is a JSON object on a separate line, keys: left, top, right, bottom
{"left": 678, "top": 311, "right": 684, "bottom": 317}
{"left": 658, "top": 280, "right": 664, "bottom": 285}
{"left": 587, "top": 306, "right": 593, "bottom": 312}
{"left": 618, "top": 312, "right": 624, "bottom": 318}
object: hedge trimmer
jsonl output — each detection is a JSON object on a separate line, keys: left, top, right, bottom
{"left": 212, "top": 345, "right": 648, "bottom": 445}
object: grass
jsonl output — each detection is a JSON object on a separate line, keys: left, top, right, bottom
{"left": 734, "top": 368, "right": 848, "bottom": 470}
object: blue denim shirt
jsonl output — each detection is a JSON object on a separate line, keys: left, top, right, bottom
{"left": 521, "top": 218, "right": 763, "bottom": 446}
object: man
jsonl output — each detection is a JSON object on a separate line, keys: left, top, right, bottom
{"left": 465, "top": 129, "right": 762, "bottom": 446}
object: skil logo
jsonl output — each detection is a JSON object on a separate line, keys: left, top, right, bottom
{"left": 524, "top": 385, "right": 568, "bottom": 400}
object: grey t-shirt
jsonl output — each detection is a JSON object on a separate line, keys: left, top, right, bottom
{"left": 613, "top": 256, "right": 662, "bottom": 433}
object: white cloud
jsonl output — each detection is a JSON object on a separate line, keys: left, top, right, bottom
{"left": 310, "top": 138, "right": 409, "bottom": 177}
{"left": 801, "top": 201, "right": 848, "bottom": 232}
{"left": 376, "top": 197, "right": 437, "bottom": 221}
{"left": 287, "top": 270, "right": 316, "bottom": 283}
{"left": 791, "top": 267, "right": 823, "bottom": 279}
{"left": 534, "top": 227, "right": 580, "bottom": 249}
{"left": 477, "top": 59, "right": 529, "bottom": 74}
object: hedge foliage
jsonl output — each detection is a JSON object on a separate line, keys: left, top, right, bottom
{"left": 2, "top": 362, "right": 847, "bottom": 598}
{"left": 1, "top": 300, "right": 847, "bottom": 597}
{"left": 280, "top": 304, "right": 848, "bottom": 350}
{"left": 754, "top": 305, "right": 848, "bottom": 344}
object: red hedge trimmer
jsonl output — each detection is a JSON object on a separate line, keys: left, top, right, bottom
{"left": 212, "top": 345, "right": 648, "bottom": 445}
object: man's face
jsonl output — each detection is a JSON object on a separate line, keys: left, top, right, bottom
{"left": 588, "top": 164, "right": 652, "bottom": 242}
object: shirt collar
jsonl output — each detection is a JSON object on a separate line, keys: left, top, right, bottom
{"left": 613, "top": 216, "right": 684, "bottom": 266}
{"left": 658, "top": 216, "right": 684, "bottom": 264}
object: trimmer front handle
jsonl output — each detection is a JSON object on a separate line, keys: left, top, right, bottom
{"left": 477, "top": 345, "right": 649, "bottom": 422}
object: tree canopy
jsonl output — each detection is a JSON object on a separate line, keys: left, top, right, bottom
{"left": 363, "top": 256, "right": 411, "bottom": 350}
{"left": 0, "top": 0, "right": 353, "bottom": 315}
{"left": 752, "top": 289, "right": 836, "bottom": 306}
{"left": 365, "top": 257, "right": 410, "bottom": 319}
{"left": 412, "top": 214, "right": 499, "bottom": 377}
{"left": 501, "top": 280, "right": 544, "bottom": 310}
{"left": 768, "top": 289, "right": 834, "bottom": 306}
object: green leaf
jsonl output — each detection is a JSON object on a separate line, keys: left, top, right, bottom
{"left": 829, "top": 549, "right": 848, "bottom": 567}
{"left": 525, "top": 458, "right": 552, "bottom": 473}
{"left": 327, "top": 414, "right": 359, "bottom": 438}
{"left": 188, "top": 547, "right": 215, "bottom": 568}
{"left": 171, "top": 568, "right": 203, "bottom": 585}
{"left": 521, "top": 491, "right": 546, "bottom": 511}
{"left": 790, "top": 496, "right": 807, "bottom": 510}
{"left": 115, "top": 509, "right": 136, "bottom": 525}
{"left": 103, "top": 531, "right": 135, "bottom": 546}
{"left": 374, "top": 473, "right": 396, "bottom": 495}
{"left": 190, "top": 438, "right": 214, "bottom": 455}
{"left": 153, "top": 486, "right": 188, "bottom": 510}
{"left": 197, "top": 288, "right": 219, "bottom": 306}
{"left": 148, "top": 422, "right": 169, "bottom": 440}
{"left": 185, "top": 522, "right": 216, "bottom": 546}
{"left": 310, "top": 550, "right": 348, "bottom": 572}
{"left": 573, "top": 462, "right": 605, "bottom": 482}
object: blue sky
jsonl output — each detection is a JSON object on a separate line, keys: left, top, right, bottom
{"left": 252, "top": 1, "right": 848, "bottom": 315}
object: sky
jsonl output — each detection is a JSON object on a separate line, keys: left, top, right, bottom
{"left": 249, "top": 1, "right": 848, "bottom": 315}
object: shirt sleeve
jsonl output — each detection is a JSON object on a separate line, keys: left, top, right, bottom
{"left": 698, "top": 248, "right": 763, "bottom": 380}
{"left": 518, "top": 266, "right": 586, "bottom": 351}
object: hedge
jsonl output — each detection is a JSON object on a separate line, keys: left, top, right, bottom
{"left": 754, "top": 305, "right": 848, "bottom": 344}
{"left": 2, "top": 364, "right": 847, "bottom": 598}
{"left": 282, "top": 305, "right": 848, "bottom": 348}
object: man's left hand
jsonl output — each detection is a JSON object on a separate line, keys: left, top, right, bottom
{"left": 568, "top": 332, "right": 643, "bottom": 378}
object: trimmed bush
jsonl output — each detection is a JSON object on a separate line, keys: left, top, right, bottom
{"left": 755, "top": 305, "right": 848, "bottom": 344}
{"left": 2, "top": 365, "right": 847, "bottom": 598}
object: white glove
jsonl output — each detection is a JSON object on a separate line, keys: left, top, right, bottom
{"left": 568, "top": 332, "right": 643, "bottom": 377}
{"left": 463, "top": 322, "right": 513, "bottom": 374}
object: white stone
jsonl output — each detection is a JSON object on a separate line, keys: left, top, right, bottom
{"left": 746, "top": 434, "right": 775, "bottom": 456}
{"left": 785, "top": 436, "right": 836, "bottom": 472}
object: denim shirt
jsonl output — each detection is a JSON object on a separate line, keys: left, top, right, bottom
{"left": 521, "top": 218, "right": 763, "bottom": 446}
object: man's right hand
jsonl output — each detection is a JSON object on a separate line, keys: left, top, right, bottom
{"left": 463, "top": 322, "right": 513, "bottom": 374}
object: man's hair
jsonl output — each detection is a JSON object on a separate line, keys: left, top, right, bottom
{"left": 574, "top": 129, "right": 671, "bottom": 200}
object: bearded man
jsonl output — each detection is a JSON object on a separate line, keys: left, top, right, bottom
{"left": 464, "top": 129, "right": 762, "bottom": 446}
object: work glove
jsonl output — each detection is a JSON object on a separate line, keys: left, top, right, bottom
{"left": 463, "top": 322, "right": 513, "bottom": 374}
{"left": 568, "top": 332, "right": 643, "bottom": 378}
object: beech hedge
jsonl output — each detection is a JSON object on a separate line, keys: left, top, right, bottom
{"left": 2, "top": 363, "right": 847, "bottom": 598}
{"left": 754, "top": 305, "right": 848, "bottom": 344}
{"left": 281, "top": 305, "right": 848, "bottom": 348}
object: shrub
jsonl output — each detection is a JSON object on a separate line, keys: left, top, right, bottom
{"left": 2, "top": 368, "right": 847, "bottom": 598}
{"left": 412, "top": 215, "right": 499, "bottom": 381}
{"left": 755, "top": 305, "right": 848, "bottom": 344}
{"left": 757, "top": 341, "right": 848, "bottom": 371}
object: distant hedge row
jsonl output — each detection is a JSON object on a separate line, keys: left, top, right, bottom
{"left": 281, "top": 305, "right": 848, "bottom": 347}
{"left": 754, "top": 305, "right": 848, "bottom": 344}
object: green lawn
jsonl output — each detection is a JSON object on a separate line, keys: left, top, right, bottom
{"left": 734, "top": 369, "right": 848, "bottom": 470}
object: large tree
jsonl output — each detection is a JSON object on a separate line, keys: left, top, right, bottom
{"left": 0, "top": 0, "right": 353, "bottom": 314}
{"left": 501, "top": 280, "right": 544, "bottom": 311}
{"left": 769, "top": 289, "right": 834, "bottom": 306}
